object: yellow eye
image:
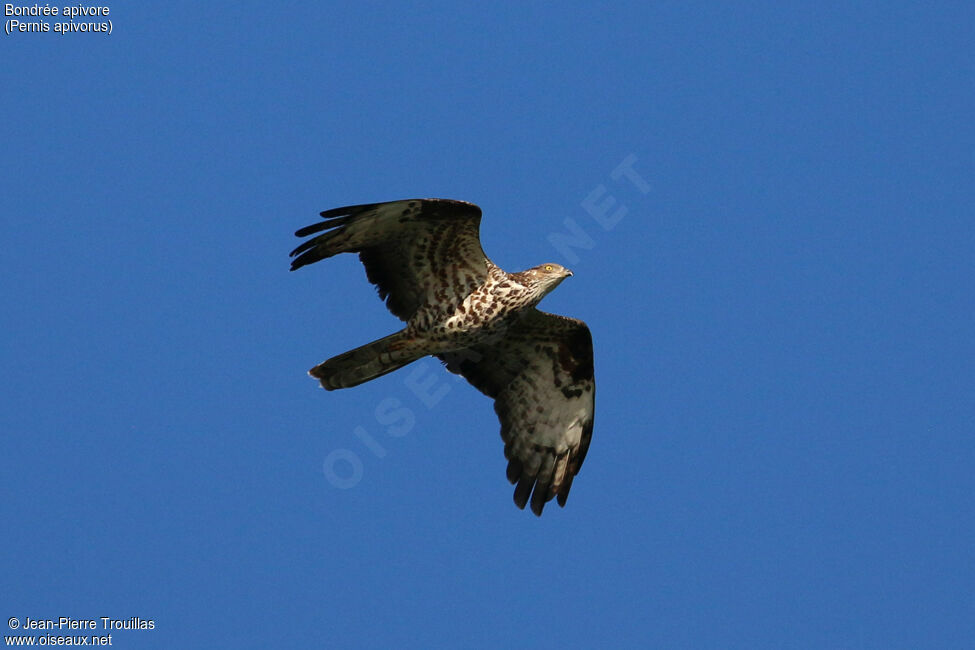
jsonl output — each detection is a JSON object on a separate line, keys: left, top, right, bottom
{"left": 544, "top": 265, "right": 553, "bottom": 272}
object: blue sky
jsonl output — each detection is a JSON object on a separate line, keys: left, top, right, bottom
{"left": 2, "top": 2, "right": 972, "bottom": 648}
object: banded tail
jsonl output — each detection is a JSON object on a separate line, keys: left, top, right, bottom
{"left": 310, "top": 331, "right": 424, "bottom": 390}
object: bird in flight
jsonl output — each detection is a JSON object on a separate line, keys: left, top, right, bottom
{"left": 291, "top": 199, "right": 595, "bottom": 515}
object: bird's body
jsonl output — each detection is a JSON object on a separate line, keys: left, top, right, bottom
{"left": 405, "top": 263, "right": 518, "bottom": 344}
{"left": 407, "top": 262, "right": 571, "bottom": 351}
{"left": 291, "top": 198, "right": 595, "bottom": 515}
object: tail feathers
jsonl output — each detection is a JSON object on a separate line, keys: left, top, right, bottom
{"left": 310, "top": 332, "right": 423, "bottom": 390}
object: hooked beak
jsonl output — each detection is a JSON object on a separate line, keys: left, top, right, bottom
{"left": 565, "top": 269, "right": 574, "bottom": 277}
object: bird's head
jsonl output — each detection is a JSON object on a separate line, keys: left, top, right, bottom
{"left": 524, "top": 263, "right": 573, "bottom": 298}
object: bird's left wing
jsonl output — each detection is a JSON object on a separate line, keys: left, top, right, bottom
{"left": 439, "top": 309, "right": 595, "bottom": 516}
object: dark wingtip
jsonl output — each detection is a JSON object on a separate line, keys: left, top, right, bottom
{"left": 295, "top": 222, "right": 328, "bottom": 238}
{"left": 530, "top": 480, "right": 551, "bottom": 516}
{"left": 513, "top": 476, "right": 533, "bottom": 510}
{"left": 289, "top": 247, "right": 327, "bottom": 271}
{"left": 556, "top": 474, "right": 575, "bottom": 507}
{"left": 319, "top": 202, "right": 381, "bottom": 220}
{"left": 290, "top": 236, "right": 323, "bottom": 260}
{"left": 295, "top": 212, "right": 357, "bottom": 239}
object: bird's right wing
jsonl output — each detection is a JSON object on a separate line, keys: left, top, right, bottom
{"left": 291, "top": 199, "right": 490, "bottom": 322}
